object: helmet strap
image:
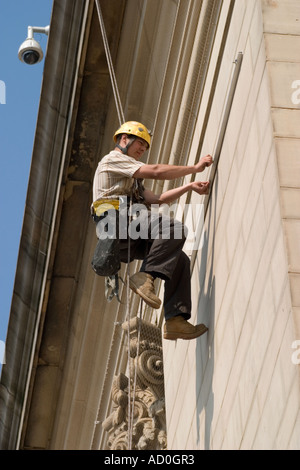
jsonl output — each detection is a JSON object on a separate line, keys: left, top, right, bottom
{"left": 116, "top": 136, "right": 136, "bottom": 155}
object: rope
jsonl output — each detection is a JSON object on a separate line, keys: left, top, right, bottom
{"left": 126, "top": 193, "right": 132, "bottom": 449}
{"left": 125, "top": 190, "right": 142, "bottom": 450}
{"left": 95, "top": 1, "right": 144, "bottom": 450}
{"left": 128, "top": 299, "right": 143, "bottom": 450}
{"left": 95, "top": 0, "right": 125, "bottom": 126}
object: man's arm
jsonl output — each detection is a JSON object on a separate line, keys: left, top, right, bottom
{"left": 143, "top": 181, "right": 210, "bottom": 205}
{"left": 133, "top": 155, "right": 213, "bottom": 180}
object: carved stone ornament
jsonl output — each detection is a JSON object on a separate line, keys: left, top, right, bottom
{"left": 102, "top": 317, "right": 167, "bottom": 450}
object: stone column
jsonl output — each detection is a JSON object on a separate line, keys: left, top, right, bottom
{"left": 102, "top": 317, "right": 167, "bottom": 450}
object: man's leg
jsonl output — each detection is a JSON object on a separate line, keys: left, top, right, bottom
{"left": 122, "top": 213, "right": 208, "bottom": 340}
{"left": 163, "top": 250, "right": 191, "bottom": 321}
{"left": 140, "top": 240, "right": 208, "bottom": 340}
{"left": 119, "top": 228, "right": 162, "bottom": 309}
{"left": 129, "top": 230, "right": 186, "bottom": 310}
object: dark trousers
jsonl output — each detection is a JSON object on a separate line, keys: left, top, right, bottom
{"left": 118, "top": 212, "right": 192, "bottom": 320}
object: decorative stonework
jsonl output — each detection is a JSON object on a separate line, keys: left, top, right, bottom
{"left": 102, "top": 317, "right": 167, "bottom": 450}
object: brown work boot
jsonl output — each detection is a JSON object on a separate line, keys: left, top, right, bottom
{"left": 163, "top": 316, "right": 208, "bottom": 340}
{"left": 129, "top": 272, "right": 162, "bottom": 309}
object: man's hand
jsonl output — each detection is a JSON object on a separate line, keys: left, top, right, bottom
{"left": 191, "top": 181, "right": 210, "bottom": 195}
{"left": 195, "top": 155, "right": 213, "bottom": 172}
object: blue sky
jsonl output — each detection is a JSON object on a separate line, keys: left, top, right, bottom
{"left": 0, "top": 1, "right": 53, "bottom": 346}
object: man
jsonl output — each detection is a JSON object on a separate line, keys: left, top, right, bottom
{"left": 92, "top": 121, "right": 213, "bottom": 340}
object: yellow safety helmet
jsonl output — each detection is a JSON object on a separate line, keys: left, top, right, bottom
{"left": 113, "top": 121, "right": 151, "bottom": 148}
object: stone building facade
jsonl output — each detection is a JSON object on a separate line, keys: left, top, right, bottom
{"left": 0, "top": 0, "right": 299, "bottom": 450}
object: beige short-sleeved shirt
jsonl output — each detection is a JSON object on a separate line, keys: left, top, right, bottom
{"left": 92, "top": 150, "right": 145, "bottom": 202}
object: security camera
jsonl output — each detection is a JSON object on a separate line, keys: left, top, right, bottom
{"left": 18, "top": 37, "right": 44, "bottom": 64}
{"left": 18, "top": 25, "right": 49, "bottom": 65}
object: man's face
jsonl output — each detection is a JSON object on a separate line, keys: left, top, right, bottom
{"left": 122, "top": 135, "right": 149, "bottom": 160}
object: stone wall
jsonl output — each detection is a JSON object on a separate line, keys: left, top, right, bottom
{"left": 163, "top": 0, "right": 300, "bottom": 450}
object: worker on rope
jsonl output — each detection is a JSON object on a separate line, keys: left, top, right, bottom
{"left": 92, "top": 121, "right": 213, "bottom": 340}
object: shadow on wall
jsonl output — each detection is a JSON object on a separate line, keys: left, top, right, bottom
{"left": 196, "top": 172, "right": 218, "bottom": 449}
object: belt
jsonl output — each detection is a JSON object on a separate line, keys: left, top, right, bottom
{"left": 92, "top": 199, "right": 120, "bottom": 217}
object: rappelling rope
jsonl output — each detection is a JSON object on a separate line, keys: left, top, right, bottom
{"left": 95, "top": 1, "right": 147, "bottom": 449}
{"left": 124, "top": 192, "right": 143, "bottom": 451}
{"left": 95, "top": 0, "right": 125, "bottom": 126}
{"left": 129, "top": 298, "right": 143, "bottom": 449}
{"left": 126, "top": 192, "right": 133, "bottom": 449}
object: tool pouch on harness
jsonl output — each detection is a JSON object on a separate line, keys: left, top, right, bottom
{"left": 91, "top": 209, "right": 120, "bottom": 276}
